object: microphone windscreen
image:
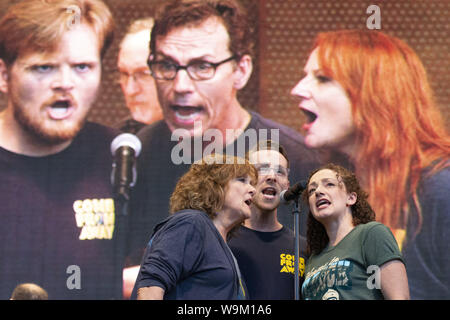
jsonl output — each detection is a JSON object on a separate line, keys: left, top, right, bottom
{"left": 111, "top": 133, "right": 142, "bottom": 156}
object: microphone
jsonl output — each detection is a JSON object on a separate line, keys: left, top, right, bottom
{"left": 111, "top": 133, "right": 142, "bottom": 204}
{"left": 280, "top": 180, "right": 307, "bottom": 204}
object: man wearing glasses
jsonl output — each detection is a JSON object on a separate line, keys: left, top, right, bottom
{"left": 116, "top": 18, "right": 163, "bottom": 134}
{"left": 128, "top": 0, "right": 319, "bottom": 263}
{"left": 229, "top": 140, "right": 308, "bottom": 299}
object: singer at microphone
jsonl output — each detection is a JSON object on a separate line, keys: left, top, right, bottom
{"left": 111, "top": 133, "right": 142, "bottom": 204}
{"left": 280, "top": 180, "right": 307, "bottom": 204}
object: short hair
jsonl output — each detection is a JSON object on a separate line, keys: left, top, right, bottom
{"left": 11, "top": 283, "right": 48, "bottom": 300}
{"left": 247, "top": 140, "right": 290, "bottom": 168}
{"left": 169, "top": 154, "right": 257, "bottom": 218}
{"left": 0, "top": 0, "right": 114, "bottom": 66}
{"left": 302, "top": 163, "right": 375, "bottom": 255}
{"left": 150, "top": 0, "right": 254, "bottom": 60}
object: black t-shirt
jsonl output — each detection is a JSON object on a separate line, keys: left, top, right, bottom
{"left": 228, "top": 225, "right": 308, "bottom": 300}
{"left": 0, "top": 122, "right": 129, "bottom": 300}
{"left": 133, "top": 210, "right": 242, "bottom": 300}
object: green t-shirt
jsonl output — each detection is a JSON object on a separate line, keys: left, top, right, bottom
{"left": 302, "top": 222, "right": 404, "bottom": 300}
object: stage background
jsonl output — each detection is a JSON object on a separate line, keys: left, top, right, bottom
{"left": 0, "top": 0, "right": 448, "bottom": 132}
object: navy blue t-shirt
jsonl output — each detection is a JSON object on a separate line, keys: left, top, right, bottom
{"left": 133, "top": 210, "right": 243, "bottom": 300}
{"left": 228, "top": 225, "right": 308, "bottom": 300}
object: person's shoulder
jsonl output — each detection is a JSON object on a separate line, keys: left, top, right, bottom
{"left": 136, "top": 120, "right": 170, "bottom": 141}
{"left": 249, "top": 111, "right": 305, "bottom": 144}
{"left": 357, "top": 221, "right": 397, "bottom": 245}
{"left": 279, "top": 225, "right": 295, "bottom": 237}
{"left": 164, "top": 210, "right": 210, "bottom": 229}
{"left": 420, "top": 163, "right": 450, "bottom": 192}
{"left": 248, "top": 111, "right": 319, "bottom": 164}
{"left": 70, "top": 122, "right": 120, "bottom": 153}
{"left": 418, "top": 163, "right": 450, "bottom": 210}
{"left": 357, "top": 221, "right": 386, "bottom": 233}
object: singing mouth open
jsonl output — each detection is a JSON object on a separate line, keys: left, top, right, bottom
{"left": 316, "top": 198, "right": 331, "bottom": 209}
{"left": 171, "top": 105, "right": 204, "bottom": 122}
{"left": 301, "top": 108, "right": 318, "bottom": 124}
{"left": 47, "top": 99, "right": 75, "bottom": 120}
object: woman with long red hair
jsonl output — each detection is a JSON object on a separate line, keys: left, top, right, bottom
{"left": 291, "top": 29, "right": 449, "bottom": 299}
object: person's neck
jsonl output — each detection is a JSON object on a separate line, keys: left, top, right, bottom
{"left": 244, "top": 208, "right": 283, "bottom": 232}
{"left": 131, "top": 105, "right": 162, "bottom": 125}
{"left": 0, "top": 109, "right": 72, "bottom": 157}
{"left": 323, "top": 212, "right": 354, "bottom": 247}
{"left": 213, "top": 211, "right": 244, "bottom": 242}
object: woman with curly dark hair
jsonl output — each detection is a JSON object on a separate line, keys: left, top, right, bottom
{"left": 301, "top": 163, "right": 409, "bottom": 300}
{"left": 133, "top": 154, "right": 257, "bottom": 300}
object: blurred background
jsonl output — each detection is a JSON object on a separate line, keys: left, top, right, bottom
{"left": 1, "top": 0, "right": 448, "bottom": 132}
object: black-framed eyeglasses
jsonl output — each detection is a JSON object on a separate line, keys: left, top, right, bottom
{"left": 147, "top": 55, "right": 236, "bottom": 81}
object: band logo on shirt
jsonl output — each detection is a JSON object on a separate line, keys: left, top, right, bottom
{"left": 73, "top": 198, "right": 115, "bottom": 240}
{"left": 280, "top": 253, "right": 305, "bottom": 276}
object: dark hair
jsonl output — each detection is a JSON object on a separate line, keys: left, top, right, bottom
{"left": 302, "top": 163, "right": 376, "bottom": 255}
{"left": 150, "top": 0, "right": 254, "bottom": 60}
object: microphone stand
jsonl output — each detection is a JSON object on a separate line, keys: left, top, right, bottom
{"left": 292, "top": 196, "right": 301, "bottom": 300}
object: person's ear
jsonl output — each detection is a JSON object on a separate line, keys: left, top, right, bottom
{"left": 233, "top": 54, "right": 252, "bottom": 90}
{"left": 0, "top": 59, "right": 9, "bottom": 94}
{"left": 347, "top": 192, "right": 357, "bottom": 206}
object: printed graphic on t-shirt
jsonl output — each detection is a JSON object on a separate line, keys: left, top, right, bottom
{"left": 280, "top": 253, "right": 305, "bottom": 276}
{"left": 73, "top": 198, "right": 115, "bottom": 240}
{"left": 302, "top": 257, "right": 353, "bottom": 300}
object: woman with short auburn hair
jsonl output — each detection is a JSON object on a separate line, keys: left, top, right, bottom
{"left": 134, "top": 154, "right": 257, "bottom": 300}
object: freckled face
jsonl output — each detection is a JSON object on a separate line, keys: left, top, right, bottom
{"left": 5, "top": 24, "right": 101, "bottom": 144}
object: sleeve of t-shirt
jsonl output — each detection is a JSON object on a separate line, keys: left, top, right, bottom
{"left": 135, "top": 216, "right": 205, "bottom": 292}
{"left": 362, "top": 223, "right": 404, "bottom": 268}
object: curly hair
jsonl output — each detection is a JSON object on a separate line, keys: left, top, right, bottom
{"left": 302, "top": 163, "right": 375, "bottom": 255}
{"left": 170, "top": 154, "right": 257, "bottom": 219}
